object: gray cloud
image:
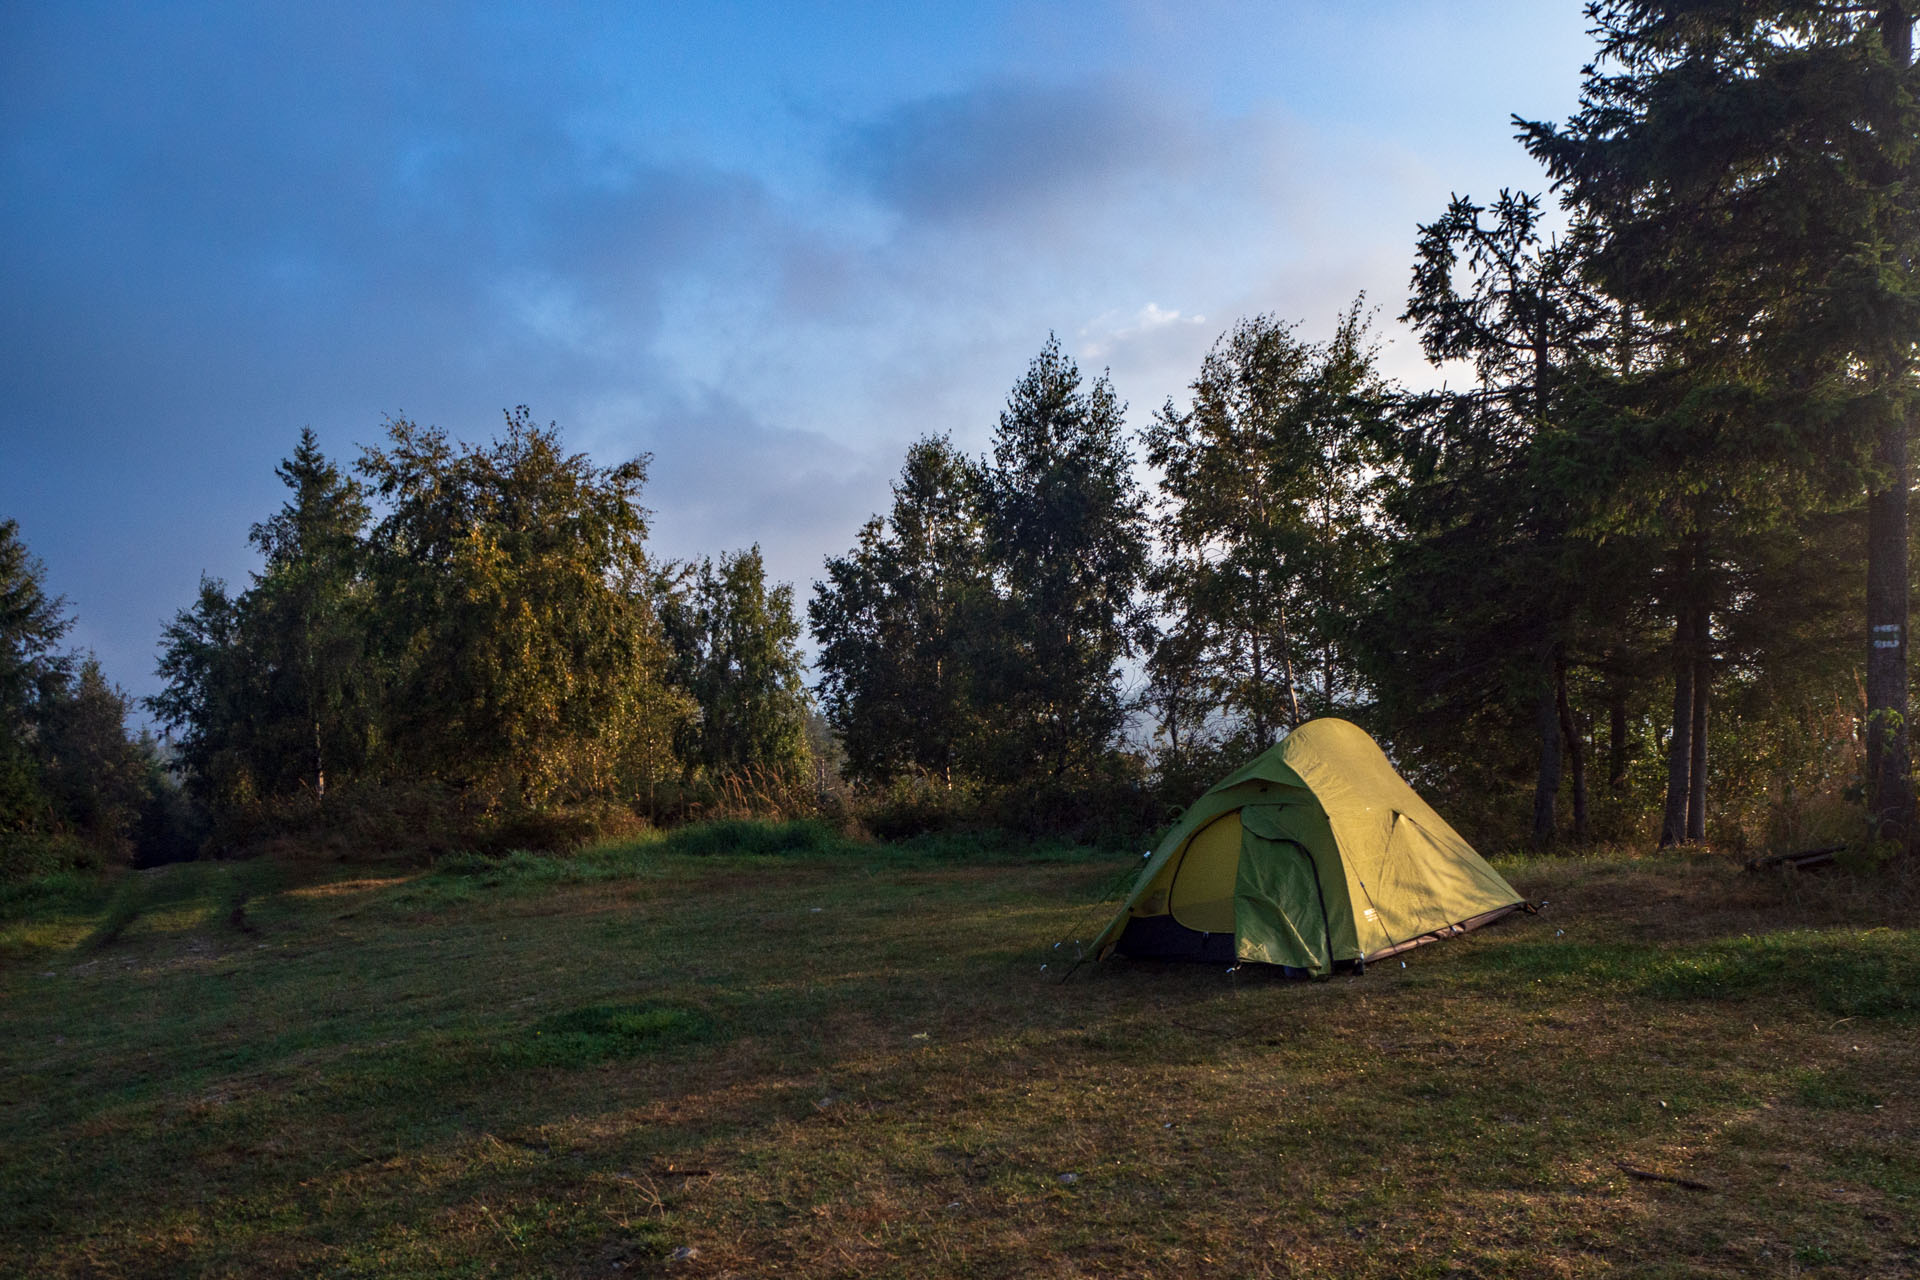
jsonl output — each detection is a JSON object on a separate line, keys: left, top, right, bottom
{"left": 842, "top": 77, "right": 1201, "bottom": 224}
{"left": 2, "top": 4, "right": 1590, "bottom": 712}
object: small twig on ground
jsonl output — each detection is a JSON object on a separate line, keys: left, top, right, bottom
{"left": 648, "top": 1163, "right": 712, "bottom": 1178}
{"left": 1615, "top": 1160, "right": 1712, "bottom": 1191}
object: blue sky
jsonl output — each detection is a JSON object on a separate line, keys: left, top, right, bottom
{"left": 1, "top": 2, "right": 1592, "bottom": 709}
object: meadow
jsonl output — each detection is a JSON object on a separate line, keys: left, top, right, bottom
{"left": 2, "top": 827, "right": 1916, "bottom": 1278}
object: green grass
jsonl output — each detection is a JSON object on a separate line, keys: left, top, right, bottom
{"left": 2, "top": 829, "right": 1917, "bottom": 1277}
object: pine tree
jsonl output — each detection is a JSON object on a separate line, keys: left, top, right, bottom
{"left": 37, "top": 656, "right": 149, "bottom": 848}
{"left": 150, "top": 432, "right": 374, "bottom": 809}
{"left": 1392, "top": 192, "right": 1612, "bottom": 845}
{"left": 150, "top": 576, "right": 257, "bottom": 811}
{"left": 1521, "top": 0, "right": 1920, "bottom": 849}
{"left": 245, "top": 428, "right": 373, "bottom": 799}
{"left": 0, "top": 524, "right": 155, "bottom": 868}
{"left": 976, "top": 337, "right": 1148, "bottom": 784}
{"left": 0, "top": 519, "right": 74, "bottom": 845}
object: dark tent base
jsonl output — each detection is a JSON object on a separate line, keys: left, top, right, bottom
{"left": 1114, "top": 914, "right": 1239, "bottom": 963}
{"left": 1113, "top": 904, "right": 1528, "bottom": 976}
{"left": 1113, "top": 915, "right": 1360, "bottom": 979}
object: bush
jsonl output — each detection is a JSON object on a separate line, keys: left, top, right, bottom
{"left": 0, "top": 830, "right": 102, "bottom": 881}
{"left": 654, "top": 817, "right": 848, "bottom": 858}
{"left": 854, "top": 772, "right": 981, "bottom": 842}
{"left": 0, "top": 867, "right": 114, "bottom": 921}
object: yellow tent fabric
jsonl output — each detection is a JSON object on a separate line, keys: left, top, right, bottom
{"left": 1092, "top": 718, "right": 1523, "bottom": 974}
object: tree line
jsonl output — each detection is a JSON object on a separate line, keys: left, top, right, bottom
{"left": 2, "top": 413, "right": 817, "bottom": 875}
{"left": 0, "top": 519, "right": 182, "bottom": 876}
{"left": 3, "top": 0, "right": 1914, "bottom": 872}
{"left": 814, "top": 1, "right": 1919, "bottom": 856}
{"left": 147, "top": 412, "right": 813, "bottom": 841}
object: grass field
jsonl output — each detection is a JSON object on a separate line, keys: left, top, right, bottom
{"left": 3, "top": 827, "right": 1917, "bottom": 1278}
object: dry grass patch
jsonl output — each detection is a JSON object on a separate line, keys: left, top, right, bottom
{"left": 1, "top": 840, "right": 1916, "bottom": 1277}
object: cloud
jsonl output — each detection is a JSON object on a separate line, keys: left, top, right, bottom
{"left": 1, "top": 4, "right": 1592, "bottom": 712}
{"left": 1080, "top": 302, "right": 1209, "bottom": 359}
{"left": 840, "top": 77, "right": 1202, "bottom": 226}
{"left": 602, "top": 388, "right": 892, "bottom": 606}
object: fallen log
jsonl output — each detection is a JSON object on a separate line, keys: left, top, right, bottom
{"left": 1744, "top": 844, "right": 1843, "bottom": 874}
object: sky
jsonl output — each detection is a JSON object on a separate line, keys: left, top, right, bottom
{"left": 1, "top": 1, "right": 1595, "bottom": 713}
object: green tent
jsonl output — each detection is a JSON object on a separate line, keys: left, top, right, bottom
{"left": 1093, "top": 718, "right": 1523, "bottom": 975}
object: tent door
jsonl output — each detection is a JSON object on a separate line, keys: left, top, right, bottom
{"left": 1233, "top": 829, "right": 1333, "bottom": 974}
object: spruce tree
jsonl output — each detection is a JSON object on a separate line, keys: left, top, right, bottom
{"left": 1393, "top": 193, "right": 1612, "bottom": 845}
{"left": 150, "top": 576, "right": 255, "bottom": 811}
{"left": 0, "top": 519, "right": 72, "bottom": 837}
{"left": 1521, "top": 0, "right": 1920, "bottom": 849}
{"left": 37, "top": 656, "right": 149, "bottom": 848}
{"left": 246, "top": 428, "right": 373, "bottom": 799}
{"left": 976, "top": 337, "right": 1148, "bottom": 785}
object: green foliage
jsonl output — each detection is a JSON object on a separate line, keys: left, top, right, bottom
{"left": 1520, "top": 0, "right": 1920, "bottom": 846}
{"left": 1369, "top": 190, "right": 1628, "bottom": 845}
{"left": 149, "top": 575, "right": 255, "bottom": 815}
{"left": 812, "top": 435, "right": 989, "bottom": 787}
{"left": 404, "top": 819, "right": 849, "bottom": 903}
{"left": 0, "top": 832, "right": 91, "bottom": 882}
{"left": 0, "top": 519, "right": 73, "bottom": 841}
{"left": 245, "top": 427, "right": 377, "bottom": 798}
{"left": 1521, "top": 2, "right": 1920, "bottom": 452}
{"left": 658, "top": 545, "right": 812, "bottom": 781}
{"left": 36, "top": 657, "right": 151, "bottom": 847}
{"left": 852, "top": 770, "right": 984, "bottom": 841}
{"left": 651, "top": 817, "right": 847, "bottom": 858}
{"left": 151, "top": 414, "right": 700, "bottom": 844}
{"left": 150, "top": 435, "right": 379, "bottom": 816}
{"left": 973, "top": 336, "right": 1149, "bottom": 785}
{"left": 1144, "top": 301, "right": 1391, "bottom": 757}
{"left": 812, "top": 341, "right": 1150, "bottom": 818}
{"left": 0, "top": 521, "right": 160, "bottom": 876}
{"left": 359, "top": 408, "right": 689, "bottom": 806}
{"left": 0, "top": 519, "right": 73, "bottom": 719}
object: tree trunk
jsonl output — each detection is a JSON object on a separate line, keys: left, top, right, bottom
{"left": 1532, "top": 652, "right": 1562, "bottom": 848}
{"left": 1271, "top": 604, "right": 1303, "bottom": 733}
{"left": 1658, "top": 600, "right": 1694, "bottom": 849}
{"left": 1556, "top": 648, "right": 1588, "bottom": 841}
{"left": 1323, "top": 641, "right": 1334, "bottom": 721}
{"left": 1686, "top": 613, "right": 1709, "bottom": 843}
{"left": 1248, "top": 631, "right": 1271, "bottom": 751}
{"left": 1321, "top": 484, "right": 1337, "bottom": 716}
{"left": 1867, "top": 2, "right": 1916, "bottom": 850}
{"left": 1608, "top": 684, "right": 1629, "bottom": 791}
{"left": 1527, "top": 304, "right": 1562, "bottom": 852}
{"left": 305, "top": 627, "right": 326, "bottom": 800}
